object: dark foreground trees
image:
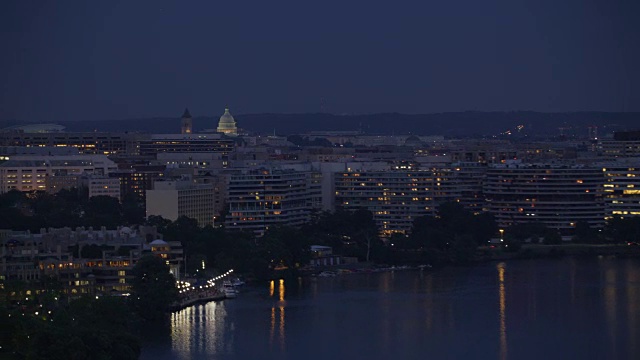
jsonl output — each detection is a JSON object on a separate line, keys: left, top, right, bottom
{"left": 407, "top": 202, "right": 497, "bottom": 265}
{"left": 0, "top": 296, "right": 140, "bottom": 359}
{"left": 130, "top": 255, "right": 178, "bottom": 321}
{"left": 0, "top": 189, "right": 146, "bottom": 231}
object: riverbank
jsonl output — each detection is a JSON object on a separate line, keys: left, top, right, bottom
{"left": 477, "top": 243, "right": 640, "bottom": 262}
{"left": 169, "top": 290, "right": 226, "bottom": 312}
{"left": 298, "top": 243, "right": 640, "bottom": 278}
{"left": 141, "top": 257, "right": 640, "bottom": 360}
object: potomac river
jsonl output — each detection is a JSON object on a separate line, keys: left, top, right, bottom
{"left": 141, "top": 257, "right": 640, "bottom": 360}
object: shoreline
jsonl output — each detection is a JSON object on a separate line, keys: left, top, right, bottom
{"left": 299, "top": 243, "right": 640, "bottom": 277}
{"left": 477, "top": 243, "right": 640, "bottom": 262}
{"left": 169, "top": 292, "right": 227, "bottom": 312}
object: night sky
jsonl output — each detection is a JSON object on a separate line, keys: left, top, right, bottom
{"left": 1, "top": 0, "right": 638, "bottom": 122}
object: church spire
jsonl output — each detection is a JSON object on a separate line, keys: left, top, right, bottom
{"left": 182, "top": 108, "right": 192, "bottom": 118}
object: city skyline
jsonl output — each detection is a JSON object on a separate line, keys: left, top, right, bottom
{"left": 1, "top": 0, "right": 639, "bottom": 122}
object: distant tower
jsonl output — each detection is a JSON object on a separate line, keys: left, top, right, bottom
{"left": 181, "top": 108, "right": 193, "bottom": 134}
{"left": 587, "top": 125, "right": 598, "bottom": 140}
{"left": 216, "top": 107, "right": 238, "bottom": 136}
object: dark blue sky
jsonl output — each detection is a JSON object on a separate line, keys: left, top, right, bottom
{"left": 1, "top": 0, "right": 638, "bottom": 122}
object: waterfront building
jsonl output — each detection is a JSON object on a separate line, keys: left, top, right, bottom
{"left": 217, "top": 107, "right": 238, "bottom": 136}
{"left": 484, "top": 161, "right": 605, "bottom": 234}
{"left": 451, "top": 162, "right": 488, "bottom": 214}
{"left": 334, "top": 168, "right": 459, "bottom": 236}
{"left": 600, "top": 159, "right": 640, "bottom": 219}
{"left": 309, "top": 245, "right": 357, "bottom": 266}
{"left": 146, "top": 179, "right": 216, "bottom": 226}
{"left": 0, "top": 225, "right": 167, "bottom": 295}
{"left": 225, "top": 168, "right": 321, "bottom": 235}
{"left": 149, "top": 239, "right": 184, "bottom": 280}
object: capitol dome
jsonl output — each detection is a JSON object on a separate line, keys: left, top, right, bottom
{"left": 217, "top": 107, "right": 238, "bottom": 135}
{"left": 404, "top": 135, "right": 423, "bottom": 147}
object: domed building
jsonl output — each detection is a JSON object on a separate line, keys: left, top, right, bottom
{"left": 404, "top": 135, "right": 423, "bottom": 147}
{"left": 217, "top": 107, "right": 238, "bottom": 136}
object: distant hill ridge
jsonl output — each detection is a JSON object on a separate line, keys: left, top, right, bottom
{"left": 4, "top": 111, "right": 640, "bottom": 137}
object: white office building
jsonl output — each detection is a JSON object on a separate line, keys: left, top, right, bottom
{"left": 146, "top": 179, "right": 216, "bottom": 226}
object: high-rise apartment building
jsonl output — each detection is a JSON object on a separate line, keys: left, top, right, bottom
{"left": 225, "top": 168, "right": 321, "bottom": 235}
{"left": 452, "top": 162, "right": 487, "bottom": 214}
{"left": 335, "top": 168, "right": 459, "bottom": 236}
{"left": 484, "top": 162, "right": 605, "bottom": 234}
{"left": 600, "top": 160, "right": 640, "bottom": 219}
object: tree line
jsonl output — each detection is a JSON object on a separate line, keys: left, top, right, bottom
{"left": 0, "top": 189, "right": 145, "bottom": 231}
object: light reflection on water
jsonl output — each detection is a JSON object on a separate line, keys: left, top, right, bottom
{"left": 270, "top": 279, "right": 286, "bottom": 351}
{"left": 169, "top": 300, "right": 230, "bottom": 360}
{"left": 141, "top": 258, "right": 640, "bottom": 360}
{"left": 627, "top": 261, "right": 639, "bottom": 357}
{"left": 497, "top": 262, "right": 507, "bottom": 360}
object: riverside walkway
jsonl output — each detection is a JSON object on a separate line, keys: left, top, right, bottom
{"left": 170, "top": 269, "right": 236, "bottom": 311}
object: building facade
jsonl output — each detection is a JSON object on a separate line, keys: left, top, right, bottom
{"left": 0, "top": 132, "right": 139, "bottom": 155}
{"left": 138, "top": 134, "right": 234, "bottom": 157}
{"left": 484, "top": 162, "right": 605, "bottom": 234}
{"left": 601, "top": 160, "right": 640, "bottom": 219}
{"left": 216, "top": 108, "right": 238, "bottom": 136}
{"left": 0, "top": 155, "right": 118, "bottom": 194}
{"left": 334, "top": 169, "right": 459, "bottom": 236}
{"left": 225, "top": 168, "right": 321, "bottom": 235}
{"left": 146, "top": 179, "right": 216, "bottom": 226}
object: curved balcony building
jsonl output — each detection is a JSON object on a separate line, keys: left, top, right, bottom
{"left": 485, "top": 162, "right": 605, "bottom": 234}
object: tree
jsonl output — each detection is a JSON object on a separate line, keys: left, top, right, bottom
{"left": 260, "top": 226, "right": 311, "bottom": 269}
{"left": 505, "top": 222, "right": 547, "bottom": 243}
{"left": 543, "top": 229, "right": 562, "bottom": 245}
{"left": 146, "top": 215, "right": 172, "bottom": 234}
{"left": 2, "top": 295, "right": 140, "bottom": 360}
{"left": 605, "top": 217, "right": 640, "bottom": 244}
{"left": 84, "top": 195, "right": 123, "bottom": 228}
{"left": 0, "top": 190, "right": 33, "bottom": 230}
{"left": 130, "top": 255, "right": 178, "bottom": 321}
{"left": 408, "top": 202, "right": 485, "bottom": 265}
{"left": 163, "top": 216, "right": 199, "bottom": 242}
{"left": 122, "top": 192, "right": 145, "bottom": 225}
{"left": 573, "top": 221, "right": 601, "bottom": 243}
{"left": 303, "top": 208, "right": 381, "bottom": 261}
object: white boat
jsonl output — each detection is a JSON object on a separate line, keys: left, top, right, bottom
{"left": 223, "top": 280, "right": 238, "bottom": 298}
{"left": 224, "top": 287, "right": 237, "bottom": 298}
{"left": 318, "top": 271, "right": 336, "bottom": 277}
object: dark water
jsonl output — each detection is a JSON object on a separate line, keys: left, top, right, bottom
{"left": 141, "top": 257, "right": 640, "bottom": 360}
